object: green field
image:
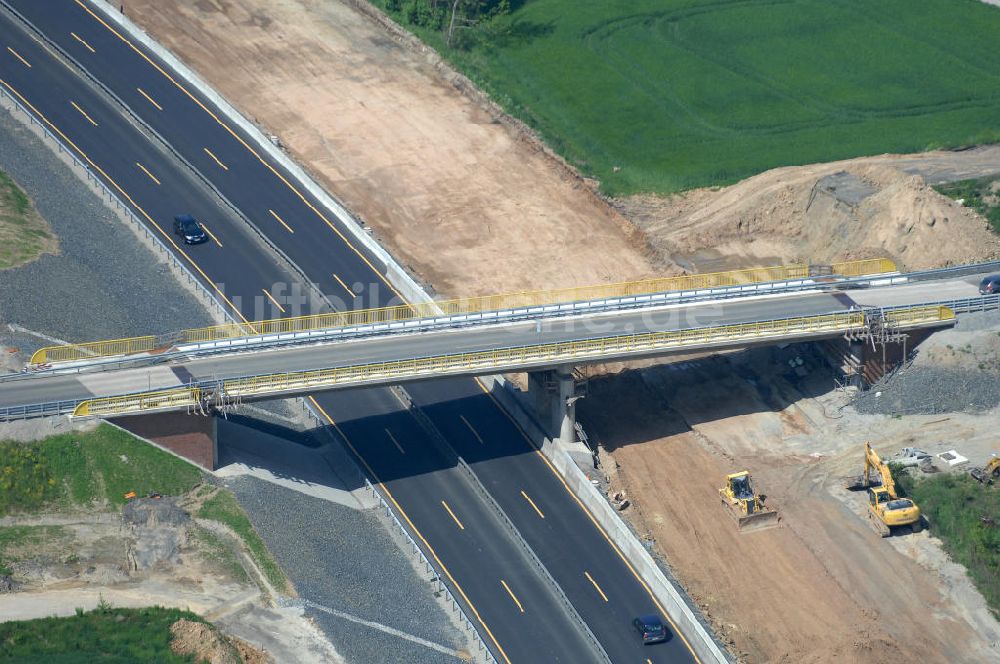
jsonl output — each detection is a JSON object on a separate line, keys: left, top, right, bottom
{"left": 0, "top": 169, "right": 57, "bottom": 269}
{"left": 0, "top": 424, "right": 202, "bottom": 514}
{"left": 896, "top": 470, "right": 1000, "bottom": 615}
{"left": 0, "top": 606, "right": 206, "bottom": 663}
{"left": 379, "top": 0, "right": 1000, "bottom": 195}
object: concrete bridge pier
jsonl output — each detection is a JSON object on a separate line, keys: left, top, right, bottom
{"left": 527, "top": 365, "right": 592, "bottom": 467}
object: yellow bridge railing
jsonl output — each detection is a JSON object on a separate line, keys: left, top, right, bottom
{"left": 67, "top": 303, "right": 952, "bottom": 419}
{"left": 34, "top": 259, "right": 898, "bottom": 365}
{"left": 72, "top": 387, "right": 202, "bottom": 418}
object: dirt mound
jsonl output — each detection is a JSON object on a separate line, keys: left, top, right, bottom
{"left": 170, "top": 618, "right": 269, "bottom": 664}
{"left": 616, "top": 151, "right": 1000, "bottom": 272}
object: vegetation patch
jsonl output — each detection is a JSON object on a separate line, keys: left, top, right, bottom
{"left": 0, "top": 525, "right": 68, "bottom": 576}
{"left": 0, "top": 605, "right": 204, "bottom": 663}
{"left": 935, "top": 176, "right": 1000, "bottom": 233}
{"left": 189, "top": 525, "right": 249, "bottom": 585}
{"left": 0, "top": 168, "right": 57, "bottom": 269}
{"left": 897, "top": 470, "right": 1000, "bottom": 615}
{"left": 197, "top": 489, "right": 289, "bottom": 593}
{"left": 0, "top": 424, "right": 202, "bottom": 514}
{"left": 374, "top": 0, "right": 1000, "bottom": 195}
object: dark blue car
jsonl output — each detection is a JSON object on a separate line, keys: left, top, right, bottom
{"left": 173, "top": 214, "right": 208, "bottom": 244}
{"left": 633, "top": 613, "right": 669, "bottom": 645}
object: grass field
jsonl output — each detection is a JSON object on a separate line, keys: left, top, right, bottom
{"left": 897, "top": 470, "right": 1000, "bottom": 615}
{"left": 379, "top": 0, "right": 1000, "bottom": 195}
{"left": 935, "top": 176, "right": 1000, "bottom": 233}
{"left": 0, "top": 606, "right": 205, "bottom": 663}
{"left": 0, "top": 424, "right": 202, "bottom": 513}
{"left": 0, "top": 168, "right": 57, "bottom": 269}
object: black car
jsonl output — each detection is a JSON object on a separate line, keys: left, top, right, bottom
{"left": 980, "top": 275, "right": 1000, "bottom": 295}
{"left": 173, "top": 214, "right": 208, "bottom": 244}
{"left": 633, "top": 614, "right": 668, "bottom": 645}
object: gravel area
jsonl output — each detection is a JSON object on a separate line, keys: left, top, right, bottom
{"left": 0, "top": 106, "right": 212, "bottom": 355}
{"left": 222, "top": 475, "right": 470, "bottom": 664}
{"left": 854, "top": 310, "right": 1000, "bottom": 415}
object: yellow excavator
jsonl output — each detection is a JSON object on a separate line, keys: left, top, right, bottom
{"left": 845, "top": 442, "right": 922, "bottom": 537}
{"left": 719, "top": 471, "right": 779, "bottom": 533}
{"left": 971, "top": 455, "right": 1000, "bottom": 485}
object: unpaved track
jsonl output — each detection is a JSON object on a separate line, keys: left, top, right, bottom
{"left": 124, "top": 0, "right": 657, "bottom": 298}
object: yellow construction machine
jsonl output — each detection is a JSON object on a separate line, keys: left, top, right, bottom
{"left": 719, "top": 471, "right": 779, "bottom": 533}
{"left": 845, "top": 442, "right": 922, "bottom": 537}
{"left": 971, "top": 455, "right": 1000, "bottom": 485}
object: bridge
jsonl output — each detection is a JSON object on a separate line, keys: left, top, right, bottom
{"left": 2, "top": 258, "right": 991, "bottom": 428}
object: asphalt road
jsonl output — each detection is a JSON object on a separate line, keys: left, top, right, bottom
{"left": 0, "top": 2, "right": 837, "bottom": 662}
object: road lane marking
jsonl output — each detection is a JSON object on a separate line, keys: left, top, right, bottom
{"left": 203, "top": 147, "right": 228, "bottom": 171}
{"left": 520, "top": 490, "right": 545, "bottom": 519}
{"left": 200, "top": 222, "right": 223, "bottom": 248}
{"left": 332, "top": 272, "right": 354, "bottom": 298}
{"left": 6, "top": 46, "right": 30, "bottom": 68}
{"left": 0, "top": 77, "right": 252, "bottom": 330}
{"left": 385, "top": 428, "right": 405, "bottom": 455}
{"left": 584, "top": 571, "right": 608, "bottom": 603}
{"left": 499, "top": 580, "right": 524, "bottom": 613}
{"left": 647, "top": 659, "right": 653, "bottom": 664}
{"left": 306, "top": 397, "right": 511, "bottom": 664}
{"left": 135, "top": 162, "right": 160, "bottom": 185}
{"left": 261, "top": 288, "right": 285, "bottom": 313}
{"left": 69, "top": 100, "right": 98, "bottom": 126}
{"left": 441, "top": 500, "right": 465, "bottom": 530}
{"left": 70, "top": 31, "right": 95, "bottom": 53}
{"left": 268, "top": 208, "right": 294, "bottom": 234}
{"left": 472, "top": 374, "right": 703, "bottom": 663}
{"left": 460, "top": 415, "right": 484, "bottom": 445}
{"left": 137, "top": 87, "right": 162, "bottom": 111}
{"left": 75, "top": 0, "right": 406, "bottom": 302}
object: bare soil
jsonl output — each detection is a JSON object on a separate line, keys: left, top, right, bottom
{"left": 125, "top": 0, "right": 657, "bottom": 298}
{"left": 580, "top": 343, "right": 1000, "bottom": 664}
{"left": 171, "top": 618, "right": 269, "bottom": 664}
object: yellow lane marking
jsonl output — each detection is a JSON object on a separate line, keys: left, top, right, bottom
{"left": 75, "top": 0, "right": 405, "bottom": 301}
{"left": 201, "top": 222, "right": 223, "bottom": 248}
{"left": 584, "top": 571, "right": 609, "bottom": 603}
{"left": 6, "top": 46, "right": 30, "bottom": 68}
{"left": 70, "top": 100, "right": 98, "bottom": 126}
{"left": 268, "top": 208, "right": 294, "bottom": 234}
{"left": 385, "top": 428, "right": 405, "bottom": 455}
{"left": 332, "top": 273, "right": 354, "bottom": 298}
{"left": 135, "top": 162, "right": 160, "bottom": 185}
{"left": 203, "top": 147, "right": 228, "bottom": 171}
{"left": 460, "top": 415, "right": 485, "bottom": 445}
{"left": 0, "top": 77, "right": 252, "bottom": 331}
{"left": 441, "top": 500, "right": 465, "bottom": 531}
{"left": 305, "top": 397, "right": 512, "bottom": 664}
{"left": 647, "top": 659, "right": 653, "bottom": 664}
{"left": 261, "top": 288, "right": 286, "bottom": 313}
{"left": 70, "top": 31, "right": 95, "bottom": 53}
{"left": 137, "top": 87, "right": 162, "bottom": 111}
{"left": 500, "top": 580, "right": 524, "bottom": 613}
{"left": 472, "top": 378, "right": 702, "bottom": 664}
{"left": 520, "top": 490, "right": 545, "bottom": 519}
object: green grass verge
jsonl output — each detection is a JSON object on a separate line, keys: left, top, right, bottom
{"left": 197, "top": 490, "right": 289, "bottom": 593}
{"left": 934, "top": 176, "right": 1000, "bottom": 233}
{"left": 0, "top": 423, "right": 202, "bottom": 514}
{"left": 188, "top": 525, "right": 249, "bottom": 585}
{"left": 375, "top": 0, "right": 1000, "bottom": 195}
{"left": 0, "top": 168, "right": 57, "bottom": 269}
{"left": 897, "top": 470, "right": 1000, "bottom": 615}
{"left": 0, "top": 605, "right": 204, "bottom": 663}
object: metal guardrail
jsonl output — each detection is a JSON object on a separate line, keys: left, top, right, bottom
{"left": 30, "top": 258, "right": 896, "bottom": 365}
{"left": 71, "top": 387, "right": 202, "bottom": 418}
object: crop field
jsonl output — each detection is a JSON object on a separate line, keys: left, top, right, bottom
{"left": 384, "top": 0, "right": 1000, "bottom": 194}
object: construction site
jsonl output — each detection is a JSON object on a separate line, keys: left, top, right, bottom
{"left": 1, "top": 1, "right": 1000, "bottom": 663}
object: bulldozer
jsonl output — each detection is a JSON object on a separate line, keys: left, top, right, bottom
{"left": 971, "top": 455, "right": 1000, "bottom": 485}
{"left": 845, "top": 442, "right": 922, "bottom": 537}
{"left": 719, "top": 471, "right": 779, "bottom": 533}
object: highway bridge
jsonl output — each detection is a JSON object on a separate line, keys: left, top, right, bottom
{"left": 0, "top": 2, "right": 995, "bottom": 663}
